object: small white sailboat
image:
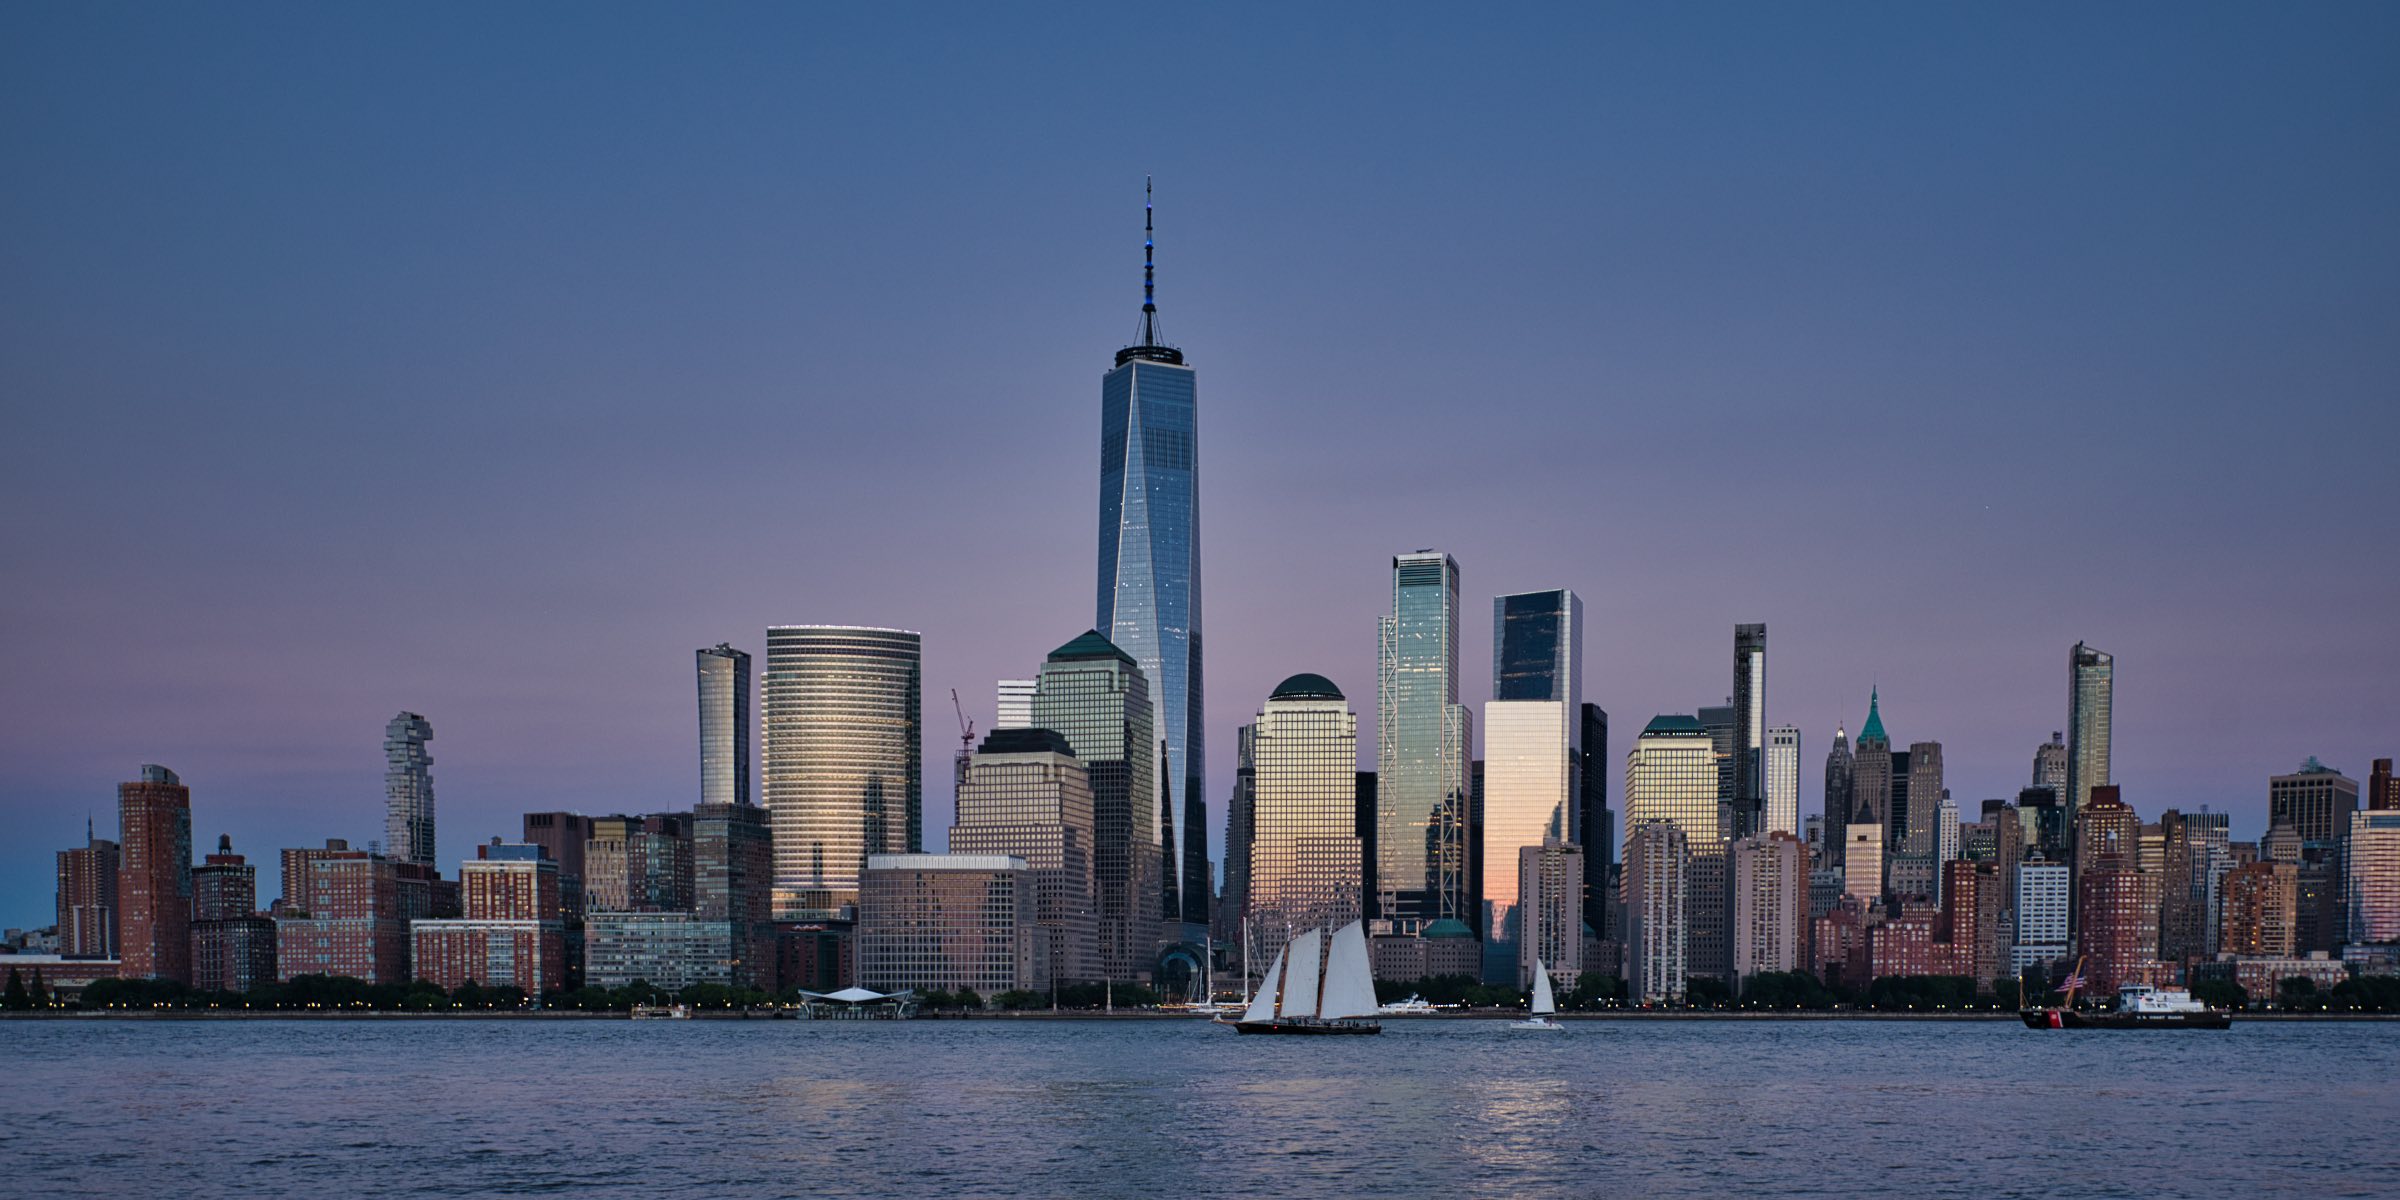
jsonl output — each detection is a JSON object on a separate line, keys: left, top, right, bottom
{"left": 1509, "top": 959, "right": 1565, "bottom": 1031}
{"left": 1231, "top": 919, "right": 1383, "bottom": 1036}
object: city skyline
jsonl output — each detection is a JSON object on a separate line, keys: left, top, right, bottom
{"left": 4, "top": 6, "right": 2397, "bottom": 927}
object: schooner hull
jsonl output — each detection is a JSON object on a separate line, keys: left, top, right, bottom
{"left": 1233, "top": 1019, "right": 1382, "bottom": 1035}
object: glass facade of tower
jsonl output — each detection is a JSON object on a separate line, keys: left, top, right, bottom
{"left": 2068, "top": 642, "right": 2113, "bottom": 821}
{"left": 383, "top": 712, "right": 436, "bottom": 868}
{"left": 1033, "top": 631, "right": 1157, "bottom": 982}
{"left": 1376, "top": 551, "right": 1471, "bottom": 934}
{"left": 1097, "top": 356, "right": 1203, "bottom": 915}
{"left": 1482, "top": 699, "right": 1571, "bottom": 982}
{"left": 1484, "top": 588, "right": 1583, "bottom": 982}
{"left": 762, "top": 626, "right": 922, "bottom": 920}
{"left": 1239, "top": 675, "right": 1362, "bottom": 966}
{"left": 1493, "top": 589, "right": 1582, "bottom": 708}
{"left": 696, "top": 643, "right": 750, "bottom": 809}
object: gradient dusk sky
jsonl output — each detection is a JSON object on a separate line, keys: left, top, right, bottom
{"left": 3, "top": 3, "right": 2395, "bottom": 924}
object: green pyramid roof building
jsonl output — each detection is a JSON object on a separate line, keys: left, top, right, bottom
{"left": 1858, "top": 688, "right": 1887, "bottom": 744}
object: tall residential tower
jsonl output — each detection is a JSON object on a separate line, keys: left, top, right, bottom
{"left": 696, "top": 643, "right": 751, "bottom": 808}
{"left": 383, "top": 712, "right": 435, "bottom": 867}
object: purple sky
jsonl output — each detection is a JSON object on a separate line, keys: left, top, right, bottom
{"left": 3, "top": 4, "right": 2395, "bottom": 925}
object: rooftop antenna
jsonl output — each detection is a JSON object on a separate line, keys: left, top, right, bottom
{"left": 1140, "top": 175, "right": 1160, "bottom": 346}
{"left": 1116, "top": 178, "right": 1183, "bottom": 366}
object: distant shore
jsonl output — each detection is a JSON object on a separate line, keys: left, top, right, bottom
{"left": 7, "top": 1009, "right": 2396, "bottom": 1023}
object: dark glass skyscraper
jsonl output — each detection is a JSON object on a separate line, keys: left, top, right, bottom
{"left": 1097, "top": 181, "right": 1203, "bottom": 936}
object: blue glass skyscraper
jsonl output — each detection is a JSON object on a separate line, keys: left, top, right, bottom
{"left": 1097, "top": 181, "right": 1205, "bottom": 936}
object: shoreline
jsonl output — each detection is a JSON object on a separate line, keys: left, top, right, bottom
{"left": 6, "top": 1009, "right": 2394, "bottom": 1023}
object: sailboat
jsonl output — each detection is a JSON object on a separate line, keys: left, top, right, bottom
{"left": 1232, "top": 919, "right": 1383, "bottom": 1035}
{"left": 1508, "top": 958, "right": 1565, "bottom": 1031}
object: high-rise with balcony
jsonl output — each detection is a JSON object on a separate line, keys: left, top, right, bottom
{"left": 56, "top": 826, "right": 119, "bottom": 959}
{"left": 1623, "top": 820, "right": 1688, "bottom": 1004}
{"left": 1483, "top": 588, "right": 1581, "bottom": 982}
{"left": 2067, "top": 643, "right": 2112, "bottom": 825}
{"left": 1236, "top": 674, "right": 1364, "bottom": 967}
{"left": 763, "top": 626, "right": 922, "bottom": 919}
{"left": 1377, "top": 551, "right": 1472, "bottom": 935}
{"left": 1033, "top": 630, "right": 1157, "bottom": 981}
{"left": 1096, "top": 181, "right": 1203, "bottom": 938}
{"left": 696, "top": 643, "right": 751, "bottom": 808}
{"left": 384, "top": 713, "right": 436, "bottom": 868}
{"left": 119, "top": 765, "right": 193, "bottom": 983}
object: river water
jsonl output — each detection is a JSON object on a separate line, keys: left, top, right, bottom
{"left": 3, "top": 1016, "right": 2394, "bottom": 1198}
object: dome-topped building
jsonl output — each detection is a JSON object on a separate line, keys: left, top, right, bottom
{"left": 1269, "top": 673, "right": 1344, "bottom": 702}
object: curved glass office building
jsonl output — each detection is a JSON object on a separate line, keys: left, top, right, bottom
{"left": 763, "top": 626, "right": 922, "bottom": 920}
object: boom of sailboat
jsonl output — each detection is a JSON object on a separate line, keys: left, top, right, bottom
{"left": 1232, "top": 919, "right": 1383, "bottom": 1035}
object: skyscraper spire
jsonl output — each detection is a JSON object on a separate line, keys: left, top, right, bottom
{"left": 1140, "top": 176, "right": 1160, "bottom": 346}
{"left": 1119, "top": 177, "right": 1182, "bottom": 365}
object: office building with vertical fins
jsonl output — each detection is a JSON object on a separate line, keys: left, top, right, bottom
{"left": 1482, "top": 588, "right": 1581, "bottom": 983}
{"left": 2068, "top": 642, "right": 2113, "bottom": 825}
{"left": 762, "top": 626, "right": 923, "bottom": 920}
{"left": 384, "top": 713, "right": 436, "bottom": 868}
{"left": 1096, "top": 179, "right": 1204, "bottom": 940}
{"left": 696, "top": 643, "right": 751, "bottom": 809}
{"left": 1766, "top": 726, "right": 1800, "bottom": 839}
{"left": 1376, "top": 551, "right": 1473, "bottom": 935}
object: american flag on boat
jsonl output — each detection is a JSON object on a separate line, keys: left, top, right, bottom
{"left": 2059, "top": 972, "right": 2087, "bottom": 992}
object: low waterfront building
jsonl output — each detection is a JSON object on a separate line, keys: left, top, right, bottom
{"left": 584, "top": 912, "right": 738, "bottom": 991}
{"left": 1368, "top": 920, "right": 1481, "bottom": 983}
{"left": 411, "top": 842, "right": 567, "bottom": 997}
{"left": 856, "top": 853, "right": 1045, "bottom": 997}
{"left": 0, "top": 955, "right": 119, "bottom": 1000}
{"left": 2190, "top": 951, "right": 2349, "bottom": 1002}
{"left": 277, "top": 849, "right": 439, "bottom": 984}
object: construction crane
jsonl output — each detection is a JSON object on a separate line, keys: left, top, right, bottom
{"left": 949, "top": 688, "right": 975, "bottom": 757}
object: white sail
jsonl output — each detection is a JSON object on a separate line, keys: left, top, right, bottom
{"left": 1531, "top": 959, "right": 1557, "bottom": 1016}
{"left": 1318, "top": 919, "right": 1380, "bottom": 1020}
{"left": 1243, "top": 948, "right": 1286, "bottom": 1024}
{"left": 1281, "top": 929, "right": 1323, "bottom": 1019}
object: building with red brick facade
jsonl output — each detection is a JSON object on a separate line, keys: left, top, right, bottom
{"left": 118, "top": 765, "right": 193, "bottom": 984}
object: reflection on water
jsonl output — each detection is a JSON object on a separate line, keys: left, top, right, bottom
{"left": 2, "top": 1017, "right": 2395, "bottom": 1198}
